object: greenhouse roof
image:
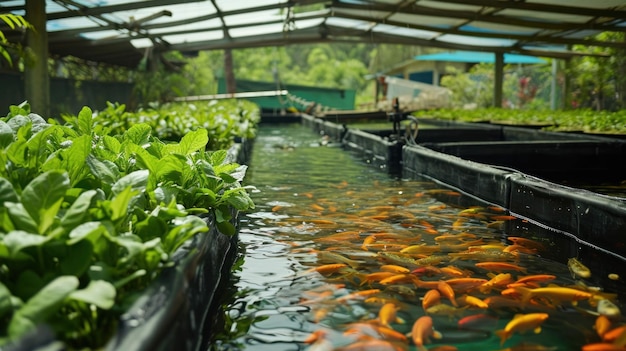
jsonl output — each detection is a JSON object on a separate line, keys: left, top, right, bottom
{"left": 414, "top": 51, "right": 547, "bottom": 64}
{"left": 2, "top": 0, "right": 626, "bottom": 67}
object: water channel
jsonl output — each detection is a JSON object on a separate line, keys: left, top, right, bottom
{"left": 208, "top": 123, "right": 626, "bottom": 351}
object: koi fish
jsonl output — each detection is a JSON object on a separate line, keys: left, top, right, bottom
{"left": 336, "top": 338, "right": 405, "bottom": 351}
{"left": 595, "top": 315, "right": 612, "bottom": 338}
{"left": 437, "top": 281, "right": 458, "bottom": 307}
{"left": 568, "top": 257, "right": 591, "bottom": 279}
{"left": 457, "top": 313, "right": 499, "bottom": 330}
{"left": 480, "top": 273, "right": 513, "bottom": 294}
{"left": 422, "top": 289, "right": 441, "bottom": 310}
{"left": 336, "top": 289, "right": 382, "bottom": 303}
{"left": 456, "top": 294, "right": 488, "bottom": 309}
{"left": 510, "top": 286, "right": 593, "bottom": 306}
{"left": 475, "top": 262, "right": 527, "bottom": 273}
{"left": 425, "top": 303, "right": 468, "bottom": 318}
{"left": 495, "top": 313, "right": 549, "bottom": 346}
{"left": 581, "top": 343, "right": 626, "bottom": 351}
{"left": 506, "top": 236, "right": 545, "bottom": 251}
{"left": 343, "top": 322, "right": 407, "bottom": 342}
{"left": 378, "top": 302, "right": 405, "bottom": 328}
{"left": 317, "top": 251, "right": 364, "bottom": 269}
{"left": 410, "top": 316, "right": 442, "bottom": 351}
{"left": 303, "top": 263, "right": 350, "bottom": 276}
{"left": 377, "top": 252, "right": 419, "bottom": 268}
{"left": 380, "top": 265, "right": 411, "bottom": 274}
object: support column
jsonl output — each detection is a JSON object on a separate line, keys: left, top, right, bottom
{"left": 493, "top": 52, "right": 503, "bottom": 108}
{"left": 550, "top": 58, "right": 558, "bottom": 110}
{"left": 25, "top": 0, "right": 49, "bottom": 116}
{"left": 224, "top": 48, "right": 236, "bottom": 94}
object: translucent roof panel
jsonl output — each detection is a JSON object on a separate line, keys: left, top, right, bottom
{"left": 2, "top": 0, "right": 624, "bottom": 67}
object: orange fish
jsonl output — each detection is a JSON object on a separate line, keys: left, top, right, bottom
{"left": 495, "top": 313, "right": 549, "bottom": 346}
{"left": 380, "top": 265, "right": 411, "bottom": 274}
{"left": 378, "top": 303, "right": 404, "bottom": 328}
{"left": 513, "top": 274, "right": 556, "bottom": 285}
{"left": 304, "top": 263, "right": 349, "bottom": 275}
{"left": 343, "top": 322, "right": 407, "bottom": 342}
{"left": 456, "top": 294, "right": 488, "bottom": 309}
{"left": 595, "top": 315, "right": 612, "bottom": 338}
{"left": 411, "top": 316, "right": 442, "bottom": 351}
{"left": 457, "top": 313, "right": 499, "bottom": 330}
{"left": 475, "top": 262, "right": 527, "bottom": 273}
{"left": 336, "top": 289, "right": 381, "bottom": 303}
{"left": 480, "top": 273, "right": 513, "bottom": 294}
{"left": 422, "top": 289, "right": 441, "bottom": 310}
{"left": 437, "top": 281, "right": 458, "bottom": 307}
{"left": 506, "top": 236, "right": 545, "bottom": 251}
{"left": 582, "top": 343, "right": 626, "bottom": 351}
{"left": 511, "top": 286, "right": 593, "bottom": 305}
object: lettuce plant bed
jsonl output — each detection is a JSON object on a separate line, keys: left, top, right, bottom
{"left": 0, "top": 103, "right": 256, "bottom": 350}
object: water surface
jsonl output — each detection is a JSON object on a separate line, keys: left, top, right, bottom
{"left": 209, "top": 124, "right": 626, "bottom": 351}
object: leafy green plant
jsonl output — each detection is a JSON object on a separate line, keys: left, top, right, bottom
{"left": 0, "top": 101, "right": 256, "bottom": 349}
{"left": 412, "top": 108, "right": 626, "bottom": 134}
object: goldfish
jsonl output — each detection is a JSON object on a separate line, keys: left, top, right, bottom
{"left": 317, "top": 251, "right": 363, "bottom": 269}
{"left": 360, "top": 272, "right": 398, "bottom": 286}
{"left": 303, "top": 263, "right": 350, "bottom": 276}
{"left": 437, "top": 281, "right": 458, "bottom": 307}
{"left": 494, "top": 313, "right": 549, "bottom": 346}
{"left": 475, "top": 262, "right": 527, "bottom": 273}
{"left": 335, "top": 338, "right": 404, "bottom": 351}
{"left": 457, "top": 313, "right": 499, "bottom": 330}
{"left": 513, "top": 274, "right": 556, "bottom": 285}
{"left": 456, "top": 294, "right": 488, "bottom": 309}
{"left": 510, "top": 286, "right": 593, "bottom": 306}
{"left": 506, "top": 236, "right": 545, "bottom": 251}
{"left": 480, "top": 273, "right": 513, "bottom": 294}
{"left": 422, "top": 289, "right": 441, "bottom": 310}
{"left": 378, "top": 303, "right": 404, "bottom": 328}
{"left": 380, "top": 265, "right": 411, "bottom": 274}
{"left": 582, "top": 343, "right": 626, "bottom": 351}
{"left": 568, "top": 257, "right": 591, "bottom": 279}
{"left": 410, "top": 316, "right": 442, "bottom": 351}
{"left": 379, "top": 274, "right": 415, "bottom": 285}
{"left": 444, "top": 278, "right": 489, "bottom": 292}
{"left": 343, "top": 322, "right": 407, "bottom": 342}
{"left": 336, "top": 289, "right": 381, "bottom": 302}
{"left": 377, "top": 252, "right": 419, "bottom": 268}
{"left": 425, "top": 303, "right": 468, "bottom": 318}
{"left": 595, "top": 315, "right": 612, "bottom": 338}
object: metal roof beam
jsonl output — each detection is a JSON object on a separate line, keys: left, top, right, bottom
{"left": 331, "top": 2, "right": 626, "bottom": 32}
{"left": 427, "top": 0, "right": 626, "bottom": 19}
{"left": 47, "top": 0, "right": 208, "bottom": 20}
{"left": 329, "top": 12, "right": 626, "bottom": 49}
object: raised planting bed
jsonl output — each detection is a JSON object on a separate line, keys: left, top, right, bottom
{"left": 0, "top": 103, "right": 256, "bottom": 350}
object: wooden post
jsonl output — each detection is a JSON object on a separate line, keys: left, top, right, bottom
{"left": 25, "top": 0, "right": 50, "bottom": 116}
{"left": 493, "top": 52, "right": 503, "bottom": 108}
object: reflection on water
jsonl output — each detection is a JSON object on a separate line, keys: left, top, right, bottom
{"left": 208, "top": 124, "right": 626, "bottom": 351}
